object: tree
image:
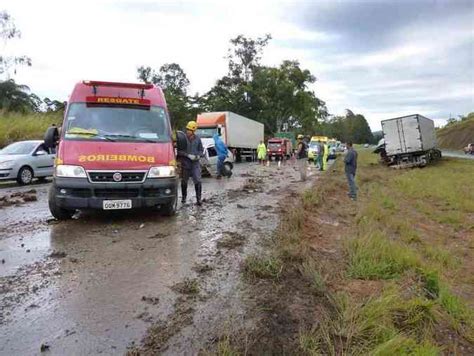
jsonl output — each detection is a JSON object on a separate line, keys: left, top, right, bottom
{"left": 202, "top": 35, "right": 326, "bottom": 135}
{"left": 137, "top": 63, "right": 192, "bottom": 129}
{"left": 43, "top": 97, "right": 66, "bottom": 112}
{"left": 0, "top": 79, "right": 35, "bottom": 112}
{"left": 0, "top": 11, "right": 32, "bottom": 77}
{"left": 249, "top": 61, "right": 324, "bottom": 134}
{"left": 227, "top": 34, "right": 271, "bottom": 82}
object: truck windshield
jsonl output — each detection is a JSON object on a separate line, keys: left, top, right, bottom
{"left": 268, "top": 142, "right": 281, "bottom": 150}
{"left": 64, "top": 103, "right": 171, "bottom": 142}
{"left": 195, "top": 127, "right": 217, "bottom": 138}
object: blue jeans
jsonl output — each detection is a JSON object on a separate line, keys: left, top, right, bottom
{"left": 346, "top": 172, "right": 357, "bottom": 199}
{"left": 217, "top": 156, "right": 225, "bottom": 176}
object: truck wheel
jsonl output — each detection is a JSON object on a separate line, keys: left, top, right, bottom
{"left": 17, "top": 166, "right": 34, "bottom": 185}
{"left": 161, "top": 192, "right": 177, "bottom": 216}
{"left": 48, "top": 186, "right": 74, "bottom": 220}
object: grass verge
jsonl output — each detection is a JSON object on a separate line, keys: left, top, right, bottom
{"left": 0, "top": 111, "right": 62, "bottom": 147}
{"left": 213, "top": 150, "right": 474, "bottom": 355}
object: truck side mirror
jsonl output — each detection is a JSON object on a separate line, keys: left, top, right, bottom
{"left": 217, "top": 127, "right": 222, "bottom": 136}
{"left": 44, "top": 126, "right": 59, "bottom": 149}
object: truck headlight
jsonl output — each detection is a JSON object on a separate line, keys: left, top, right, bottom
{"left": 0, "top": 161, "right": 14, "bottom": 169}
{"left": 147, "top": 166, "right": 176, "bottom": 178}
{"left": 55, "top": 165, "right": 87, "bottom": 178}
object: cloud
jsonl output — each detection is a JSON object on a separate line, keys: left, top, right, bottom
{"left": 2, "top": 0, "right": 473, "bottom": 131}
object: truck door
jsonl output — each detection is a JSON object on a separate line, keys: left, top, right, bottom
{"left": 401, "top": 116, "right": 423, "bottom": 153}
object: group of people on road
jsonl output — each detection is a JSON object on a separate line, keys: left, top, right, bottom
{"left": 177, "top": 120, "right": 358, "bottom": 206}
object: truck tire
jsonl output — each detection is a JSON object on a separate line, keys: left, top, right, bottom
{"left": 48, "top": 186, "right": 74, "bottom": 220}
{"left": 161, "top": 192, "right": 177, "bottom": 216}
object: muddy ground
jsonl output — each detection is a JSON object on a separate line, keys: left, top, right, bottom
{"left": 0, "top": 161, "right": 325, "bottom": 355}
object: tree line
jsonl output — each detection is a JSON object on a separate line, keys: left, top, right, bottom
{"left": 1, "top": 9, "right": 376, "bottom": 144}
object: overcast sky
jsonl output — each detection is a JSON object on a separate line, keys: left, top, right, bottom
{"left": 2, "top": 0, "right": 473, "bottom": 130}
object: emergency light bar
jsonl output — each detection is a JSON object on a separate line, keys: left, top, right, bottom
{"left": 83, "top": 80, "right": 154, "bottom": 90}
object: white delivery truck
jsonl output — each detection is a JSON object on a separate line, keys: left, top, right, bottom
{"left": 196, "top": 112, "right": 264, "bottom": 162}
{"left": 380, "top": 114, "right": 441, "bottom": 167}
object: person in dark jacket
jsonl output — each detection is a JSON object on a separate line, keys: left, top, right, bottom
{"left": 344, "top": 142, "right": 358, "bottom": 201}
{"left": 213, "top": 133, "right": 228, "bottom": 179}
{"left": 296, "top": 134, "right": 308, "bottom": 181}
{"left": 177, "top": 121, "right": 204, "bottom": 205}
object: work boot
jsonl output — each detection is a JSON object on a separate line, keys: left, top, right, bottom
{"left": 181, "top": 183, "right": 187, "bottom": 203}
{"left": 195, "top": 183, "right": 202, "bottom": 206}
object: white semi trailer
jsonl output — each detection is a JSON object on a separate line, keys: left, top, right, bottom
{"left": 381, "top": 114, "right": 441, "bottom": 167}
{"left": 196, "top": 112, "right": 264, "bottom": 162}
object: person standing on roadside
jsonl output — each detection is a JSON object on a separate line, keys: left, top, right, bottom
{"left": 257, "top": 140, "right": 267, "bottom": 165}
{"left": 317, "top": 140, "right": 324, "bottom": 171}
{"left": 213, "top": 133, "right": 228, "bottom": 179}
{"left": 296, "top": 134, "right": 308, "bottom": 181}
{"left": 344, "top": 142, "right": 358, "bottom": 201}
{"left": 177, "top": 121, "right": 204, "bottom": 206}
{"left": 322, "top": 140, "right": 329, "bottom": 171}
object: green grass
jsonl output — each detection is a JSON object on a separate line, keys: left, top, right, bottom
{"left": 347, "top": 232, "right": 420, "bottom": 280}
{"left": 0, "top": 111, "right": 62, "bottom": 148}
{"left": 242, "top": 255, "right": 283, "bottom": 280}
{"left": 301, "top": 290, "right": 441, "bottom": 355}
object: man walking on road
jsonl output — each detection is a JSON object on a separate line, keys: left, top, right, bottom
{"left": 213, "top": 133, "right": 228, "bottom": 179}
{"left": 344, "top": 142, "right": 358, "bottom": 201}
{"left": 177, "top": 121, "right": 204, "bottom": 206}
{"left": 257, "top": 140, "right": 267, "bottom": 165}
{"left": 296, "top": 134, "right": 308, "bottom": 181}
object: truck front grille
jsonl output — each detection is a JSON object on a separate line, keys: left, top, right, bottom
{"left": 88, "top": 171, "right": 146, "bottom": 183}
{"left": 94, "top": 189, "right": 139, "bottom": 199}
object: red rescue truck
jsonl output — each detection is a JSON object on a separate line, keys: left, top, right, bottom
{"left": 267, "top": 138, "right": 293, "bottom": 160}
{"left": 44, "top": 80, "right": 177, "bottom": 219}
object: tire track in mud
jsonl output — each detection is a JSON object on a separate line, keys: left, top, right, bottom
{"left": 128, "top": 164, "right": 319, "bottom": 354}
{"left": 0, "top": 163, "right": 319, "bottom": 354}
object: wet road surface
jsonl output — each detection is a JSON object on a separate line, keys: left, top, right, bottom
{"left": 0, "top": 161, "right": 325, "bottom": 355}
{"left": 442, "top": 150, "right": 474, "bottom": 160}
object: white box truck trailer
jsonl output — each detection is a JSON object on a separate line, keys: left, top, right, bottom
{"left": 196, "top": 112, "right": 264, "bottom": 162}
{"left": 381, "top": 114, "right": 441, "bottom": 167}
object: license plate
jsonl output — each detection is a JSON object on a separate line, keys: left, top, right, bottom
{"left": 103, "top": 200, "right": 132, "bottom": 210}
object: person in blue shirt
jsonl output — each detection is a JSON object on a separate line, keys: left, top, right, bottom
{"left": 213, "top": 133, "right": 229, "bottom": 179}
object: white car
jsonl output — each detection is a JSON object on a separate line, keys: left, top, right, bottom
{"left": 200, "top": 143, "right": 234, "bottom": 177}
{"left": 0, "top": 140, "right": 56, "bottom": 185}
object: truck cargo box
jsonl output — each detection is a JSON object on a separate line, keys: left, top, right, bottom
{"left": 382, "top": 114, "right": 437, "bottom": 156}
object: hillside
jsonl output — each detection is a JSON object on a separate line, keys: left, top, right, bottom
{"left": 0, "top": 111, "right": 62, "bottom": 148}
{"left": 437, "top": 116, "right": 474, "bottom": 150}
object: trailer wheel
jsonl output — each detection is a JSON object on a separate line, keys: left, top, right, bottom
{"left": 48, "top": 186, "right": 75, "bottom": 220}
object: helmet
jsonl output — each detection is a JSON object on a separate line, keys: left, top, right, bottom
{"left": 297, "top": 134, "right": 304, "bottom": 139}
{"left": 186, "top": 121, "right": 198, "bottom": 131}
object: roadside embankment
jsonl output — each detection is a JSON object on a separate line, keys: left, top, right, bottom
{"left": 0, "top": 111, "right": 62, "bottom": 148}
{"left": 437, "top": 117, "right": 474, "bottom": 150}
{"left": 210, "top": 151, "right": 474, "bottom": 355}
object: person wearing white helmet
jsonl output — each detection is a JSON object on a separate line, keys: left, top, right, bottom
{"left": 177, "top": 121, "right": 204, "bottom": 206}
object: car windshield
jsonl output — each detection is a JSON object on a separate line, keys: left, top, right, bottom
{"left": 196, "top": 127, "right": 217, "bottom": 138}
{"left": 309, "top": 142, "right": 319, "bottom": 148}
{"left": 64, "top": 103, "right": 171, "bottom": 142}
{"left": 0, "top": 141, "right": 37, "bottom": 155}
